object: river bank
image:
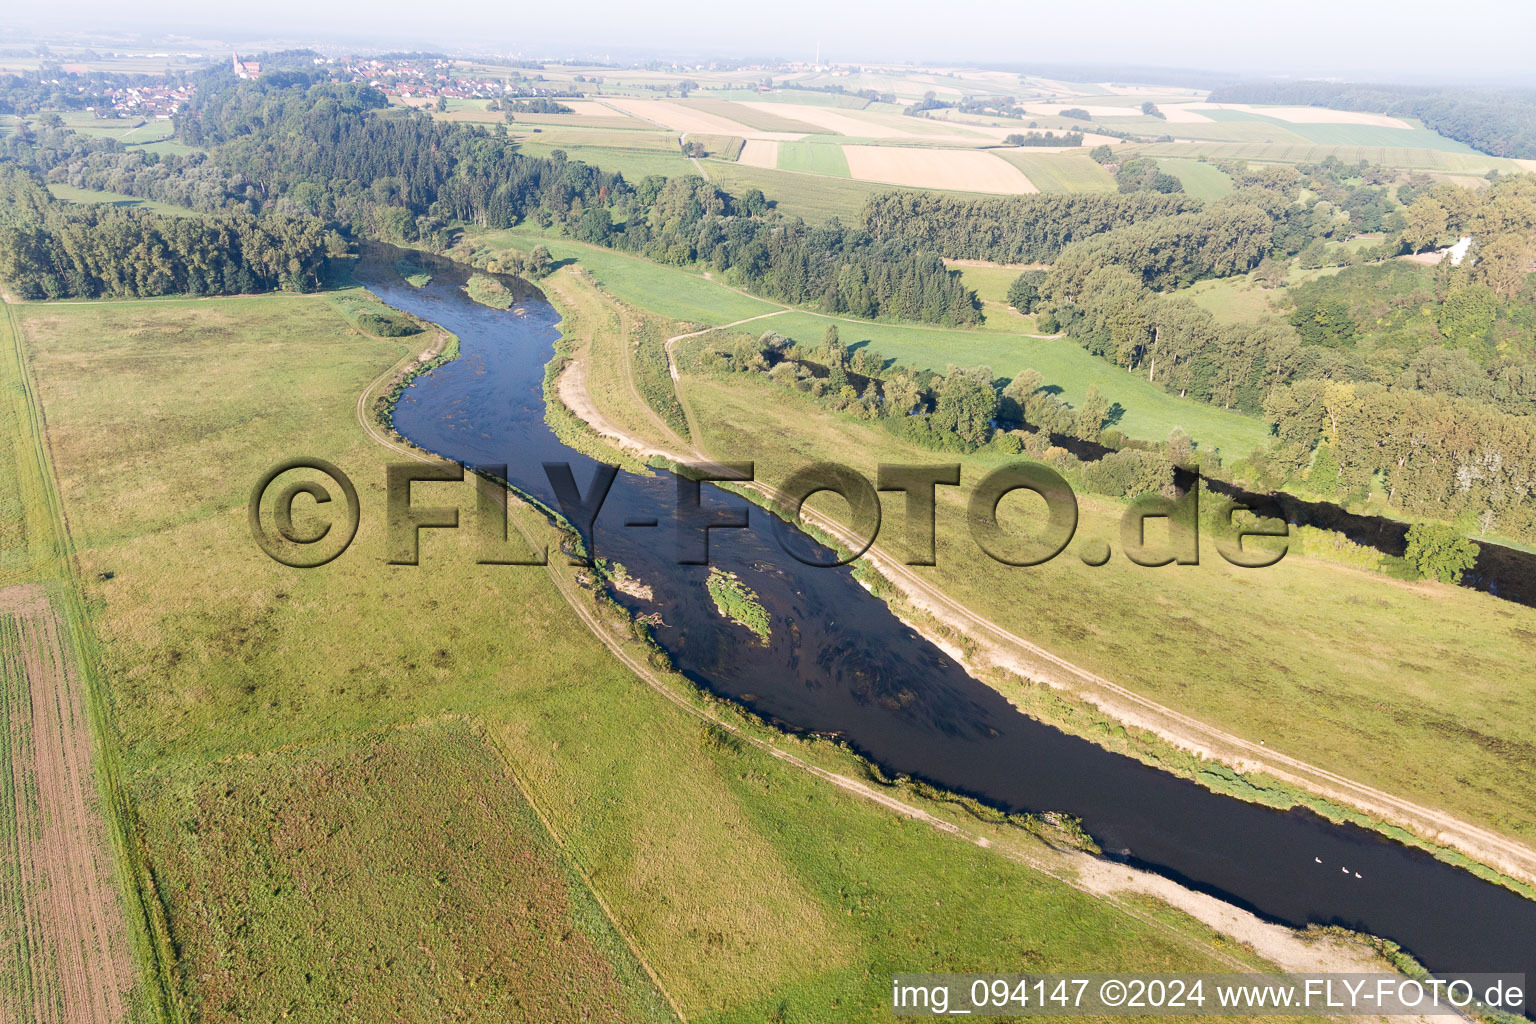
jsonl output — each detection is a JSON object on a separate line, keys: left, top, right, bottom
{"left": 357, "top": 245, "right": 1536, "bottom": 1002}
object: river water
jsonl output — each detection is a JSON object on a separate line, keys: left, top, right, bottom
{"left": 358, "top": 251, "right": 1535, "bottom": 994}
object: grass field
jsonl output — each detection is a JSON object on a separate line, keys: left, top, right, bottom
{"left": 466, "top": 229, "right": 779, "bottom": 324}
{"left": 702, "top": 162, "right": 894, "bottom": 222}
{"left": 10, "top": 290, "right": 1302, "bottom": 1020}
{"left": 673, "top": 365, "right": 1536, "bottom": 849}
{"left": 993, "top": 151, "right": 1115, "bottom": 192}
{"left": 754, "top": 311, "right": 1273, "bottom": 456}
{"left": 50, "top": 113, "right": 200, "bottom": 157}
{"left": 514, "top": 139, "right": 696, "bottom": 180}
{"left": 472, "top": 230, "right": 1270, "bottom": 454}
{"left": 135, "top": 722, "right": 677, "bottom": 1024}
{"left": 46, "top": 183, "right": 199, "bottom": 218}
{"left": 948, "top": 261, "right": 1031, "bottom": 304}
{"left": 1154, "top": 158, "right": 1234, "bottom": 200}
{"left": 775, "top": 140, "right": 851, "bottom": 176}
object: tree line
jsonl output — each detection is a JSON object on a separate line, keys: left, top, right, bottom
{"left": 859, "top": 190, "right": 1199, "bottom": 263}
{"left": 0, "top": 165, "right": 335, "bottom": 299}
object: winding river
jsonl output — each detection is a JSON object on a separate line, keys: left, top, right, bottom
{"left": 358, "top": 250, "right": 1535, "bottom": 996}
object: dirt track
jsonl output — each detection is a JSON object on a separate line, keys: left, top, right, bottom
{"left": 1, "top": 583, "right": 132, "bottom": 1024}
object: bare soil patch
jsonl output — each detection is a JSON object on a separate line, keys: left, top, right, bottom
{"left": 1, "top": 583, "right": 133, "bottom": 1024}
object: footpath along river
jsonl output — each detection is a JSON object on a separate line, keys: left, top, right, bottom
{"left": 360, "top": 250, "right": 1536, "bottom": 999}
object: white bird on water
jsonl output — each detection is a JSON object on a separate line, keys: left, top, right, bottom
{"left": 1341, "top": 867, "right": 1349, "bottom": 873}
{"left": 1315, "top": 857, "right": 1322, "bottom": 864}
{"left": 1355, "top": 872, "right": 1362, "bottom": 878}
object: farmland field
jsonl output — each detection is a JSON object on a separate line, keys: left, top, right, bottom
{"left": 0, "top": 585, "right": 139, "bottom": 1024}
{"left": 775, "top": 140, "right": 850, "bottom": 176}
{"left": 513, "top": 140, "right": 695, "bottom": 181}
{"left": 702, "top": 161, "right": 897, "bottom": 222}
{"left": 1126, "top": 141, "right": 1518, "bottom": 172}
{"left": 993, "top": 151, "right": 1116, "bottom": 192}
{"left": 757, "top": 310, "right": 1272, "bottom": 455}
{"left": 842, "top": 145, "right": 1037, "bottom": 193}
{"left": 1154, "top": 157, "right": 1235, "bottom": 199}
{"left": 681, "top": 98, "right": 823, "bottom": 133}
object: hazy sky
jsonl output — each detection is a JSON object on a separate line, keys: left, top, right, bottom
{"left": 11, "top": 0, "right": 1536, "bottom": 85}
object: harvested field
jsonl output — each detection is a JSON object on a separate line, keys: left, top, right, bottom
{"left": 680, "top": 99, "right": 822, "bottom": 134}
{"left": 842, "top": 145, "right": 1038, "bottom": 193}
{"left": 1020, "top": 102, "right": 1154, "bottom": 119}
{"left": 1189, "top": 103, "right": 1414, "bottom": 128}
{"left": 598, "top": 98, "right": 759, "bottom": 137}
{"left": 737, "top": 101, "right": 902, "bottom": 138}
{"left": 1159, "top": 104, "right": 1216, "bottom": 123}
{"left": 735, "top": 139, "right": 779, "bottom": 168}
{"left": 0, "top": 583, "right": 134, "bottom": 1024}
{"left": 683, "top": 133, "right": 744, "bottom": 160}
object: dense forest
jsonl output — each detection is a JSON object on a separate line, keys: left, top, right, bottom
{"left": 1209, "top": 81, "right": 1536, "bottom": 160}
{"left": 859, "top": 191, "right": 1200, "bottom": 262}
{"left": 0, "top": 165, "right": 335, "bottom": 298}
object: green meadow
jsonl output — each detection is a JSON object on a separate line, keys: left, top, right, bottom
{"left": 46, "top": 183, "right": 200, "bottom": 218}
{"left": 1154, "top": 158, "right": 1234, "bottom": 200}
{"left": 703, "top": 162, "right": 894, "bottom": 222}
{"left": 472, "top": 230, "right": 1271, "bottom": 455}
{"left": 776, "top": 141, "right": 851, "bottom": 176}
{"left": 995, "top": 151, "right": 1116, "bottom": 192}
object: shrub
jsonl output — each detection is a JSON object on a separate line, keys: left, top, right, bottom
{"left": 1403, "top": 522, "right": 1478, "bottom": 584}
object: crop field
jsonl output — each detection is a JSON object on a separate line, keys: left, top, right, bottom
{"left": 993, "top": 151, "right": 1115, "bottom": 192}
{"left": 513, "top": 140, "right": 695, "bottom": 181}
{"left": 774, "top": 141, "right": 850, "bottom": 176}
{"left": 734, "top": 139, "right": 778, "bottom": 168}
{"left": 9, "top": 292, "right": 1295, "bottom": 1021}
{"left": 0, "top": 306, "right": 145, "bottom": 1023}
{"left": 1154, "top": 158, "right": 1234, "bottom": 199}
{"left": 701, "top": 162, "right": 896, "bottom": 222}
{"left": 50, "top": 113, "right": 199, "bottom": 156}
{"left": 515, "top": 127, "right": 682, "bottom": 151}
{"left": 1126, "top": 141, "right": 1517, "bottom": 172}
{"left": 686, "top": 133, "right": 745, "bottom": 160}
{"left": 674, "top": 366, "right": 1536, "bottom": 849}
{"left": 842, "top": 145, "right": 1038, "bottom": 193}
{"left": 472, "top": 230, "right": 1269, "bottom": 453}
{"left": 680, "top": 98, "right": 823, "bottom": 133}
{"left": 1192, "top": 103, "right": 1414, "bottom": 128}
{"left": 595, "top": 97, "right": 762, "bottom": 136}
{"left": 0, "top": 584, "right": 136, "bottom": 1024}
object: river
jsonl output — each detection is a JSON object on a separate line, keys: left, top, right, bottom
{"left": 357, "top": 250, "right": 1536, "bottom": 997}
